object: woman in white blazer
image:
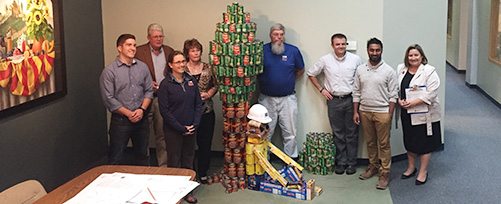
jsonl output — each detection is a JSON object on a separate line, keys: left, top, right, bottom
{"left": 397, "top": 44, "right": 441, "bottom": 185}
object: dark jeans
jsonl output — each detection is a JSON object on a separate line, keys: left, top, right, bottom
{"left": 108, "top": 114, "right": 149, "bottom": 166}
{"left": 196, "top": 111, "right": 215, "bottom": 177}
{"left": 327, "top": 96, "right": 358, "bottom": 166}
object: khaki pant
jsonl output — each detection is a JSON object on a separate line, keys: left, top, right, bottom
{"left": 148, "top": 98, "right": 168, "bottom": 167}
{"left": 360, "top": 111, "right": 392, "bottom": 173}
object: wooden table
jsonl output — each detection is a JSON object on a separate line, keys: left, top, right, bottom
{"left": 34, "top": 165, "right": 196, "bottom": 204}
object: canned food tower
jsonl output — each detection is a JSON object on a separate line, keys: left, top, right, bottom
{"left": 298, "top": 132, "right": 336, "bottom": 175}
{"left": 209, "top": 2, "right": 264, "bottom": 193}
{"left": 245, "top": 104, "right": 320, "bottom": 200}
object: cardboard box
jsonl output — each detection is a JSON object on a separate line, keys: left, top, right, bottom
{"left": 258, "top": 180, "right": 316, "bottom": 200}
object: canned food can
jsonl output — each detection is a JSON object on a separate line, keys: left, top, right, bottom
{"left": 209, "top": 41, "right": 217, "bottom": 54}
{"left": 229, "top": 23, "right": 236, "bottom": 33}
{"left": 241, "top": 44, "right": 249, "bottom": 55}
{"left": 245, "top": 13, "right": 251, "bottom": 23}
{"left": 255, "top": 164, "right": 264, "bottom": 175}
{"left": 231, "top": 32, "right": 238, "bottom": 42}
{"left": 222, "top": 32, "right": 230, "bottom": 44}
{"left": 242, "top": 55, "right": 250, "bottom": 66}
{"left": 235, "top": 56, "right": 242, "bottom": 66}
{"left": 225, "top": 56, "right": 233, "bottom": 67}
{"left": 250, "top": 23, "right": 257, "bottom": 32}
{"left": 217, "top": 66, "right": 224, "bottom": 77}
{"left": 255, "top": 55, "right": 262, "bottom": 65}
{"left": 247, "top": 32, "right": 255, "bottom": 42}
{"left": 236, "top": 24, "right": 242, "bottom": 33}
{"left": 216, "top": 23, "right": 222, "bottom": 32}
{"left": 241, "top": 33, "right": 248, "bottom": 43}
{"left": 234, "top": 33, "right": 241, "bottom": 43}
{"left": 231, "top": 14, "right": 237, "bottom": 23}
{"left": 237, "top": 5, "right": 244, "bottom": 15}
{"left": 246, "top": 164, "right": 255, "bottom": 175}
{"left": 246, "top": 153, "right": 255, "bottom": 164}
{"left": 223, "top": 13, "right": 230, "bottom": 23}
{"left": 215, "top": 31, "right": 221, "bottom": 42}
{"left": 243, "top": 23, "right": 249, "bottom": 33}
{"left": 232, "top": 2, "right": 239, "bottom": 13}
{"left": 222, "top": 43, "right": 228, "bottom": 55}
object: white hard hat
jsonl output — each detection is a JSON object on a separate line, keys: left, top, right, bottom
{"left": 247, "top": 104, "right": 272, "bottom": 123}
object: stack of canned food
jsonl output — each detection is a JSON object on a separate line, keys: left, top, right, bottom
{"left": 209, "top": 2, "right": 264, "bottom": 193}
{"left": 209, "top": 2, "right": 264, "bottom": 104}
{"left": 298, "top": 132, "right": 336, "bottom": 175}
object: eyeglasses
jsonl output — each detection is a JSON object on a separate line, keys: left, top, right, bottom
{"left": 172, "top": 60, "right": 186, "bottom": 65}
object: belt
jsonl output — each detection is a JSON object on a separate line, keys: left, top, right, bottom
{"left": 332, "top": 93, "right": 352, "bottom": 99}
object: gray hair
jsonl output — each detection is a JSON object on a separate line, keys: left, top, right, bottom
{"left": 269, "top": 23, "right": 285, "bottom": 35}
{"left": 147, "top": 23, "right": 164, "bottom": 36}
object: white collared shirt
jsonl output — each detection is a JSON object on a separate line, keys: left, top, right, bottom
{"left": 307, "top": 51, "right": 362, "bottom": 95}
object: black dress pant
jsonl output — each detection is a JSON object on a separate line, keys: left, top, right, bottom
{"left": 196, "top": 111, "right": 215, "bottom": 177}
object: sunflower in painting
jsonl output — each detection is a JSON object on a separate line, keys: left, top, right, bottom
{"left": 24, "top": 0, "right": 53, "bottom": 41}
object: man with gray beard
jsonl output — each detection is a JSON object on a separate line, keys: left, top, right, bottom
{"left": 258, "top": 23, "right": 304, "bottom": 160}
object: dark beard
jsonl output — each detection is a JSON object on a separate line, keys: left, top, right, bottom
{"left": 271, "top": 42, "right": 285, "bottom": 55}
{"left": 369, "top": 55, "right": 381, "bottom": 65}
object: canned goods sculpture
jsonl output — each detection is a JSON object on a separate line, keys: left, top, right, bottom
{"left": 208, "top": 2, "right": 264, "bottom": 193}
{"left": 298, "top": 132, "right": 336, "bottom": 175}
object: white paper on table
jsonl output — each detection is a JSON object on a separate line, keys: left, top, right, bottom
{"left": 63, "top": 172, "right": 199, "bottom": 204}
{"left": 405, "top": 86, "right": 428, "bottom": 114}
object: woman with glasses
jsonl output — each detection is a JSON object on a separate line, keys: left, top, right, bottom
{"left": 183, "top": 39, "right": 218, "bottom": 184}
{"left": 158, "top": 50, "right": 202, "bottom": 203}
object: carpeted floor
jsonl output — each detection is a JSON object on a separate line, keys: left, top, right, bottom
{"left": 195, "top": 158, "right": 392, "bottom": 204}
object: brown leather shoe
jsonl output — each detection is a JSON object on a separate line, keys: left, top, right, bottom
{"left": 359, "top": 165, "right": 379, "bottom": 180}
{"left": 376, "top": 172, "right": 390, "bottom": 190}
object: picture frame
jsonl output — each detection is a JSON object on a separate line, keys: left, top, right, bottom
{"left": 0, "top": 0, "right": 66, "bottom": 119}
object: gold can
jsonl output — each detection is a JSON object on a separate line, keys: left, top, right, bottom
{"left": 255, "top": 163, "right": 265, "bottom": 175}
{"left": 246, "top": 153, "right": 255, "bottom": 164}
{"left": 246, "top": 164, "right": 255, "bottom": 175}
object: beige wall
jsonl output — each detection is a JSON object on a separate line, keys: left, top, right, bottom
{"left": 102, "top": 0, "right": 447, "bottom": 157}
{"left": 476, "top": 0, "right": 501, "bottom": 102}
{"left": 446, "top": 0, "right": 462, "bottom": 69}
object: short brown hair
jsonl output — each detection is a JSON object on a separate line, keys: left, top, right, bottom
{"left": 165, "top": 50, "right": 185, "bottom": 76}
{"left": 183, "top": 38, "right": 203, "bottom": 60}
{"left": 116, "top": 34, "right": 135, "bottom": 47}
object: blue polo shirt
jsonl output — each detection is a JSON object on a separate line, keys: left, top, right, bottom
{"left": 258, "top": 42, "right": 304, "bottom": 97}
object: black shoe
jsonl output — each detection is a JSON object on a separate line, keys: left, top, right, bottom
{"left": 345, "top": 165, "right": 356, "bottom": 175}
{"left": 335, "top": 165, "right": 346, "bottom": 175}
{"left": 401, "top": 168, "right": 417, "bottom": 179}
{"left": 199, "top": 176, "right": 209, "bottom": 184}
{"left": 415, "top": 173, "right": 428, "bottom": 185}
